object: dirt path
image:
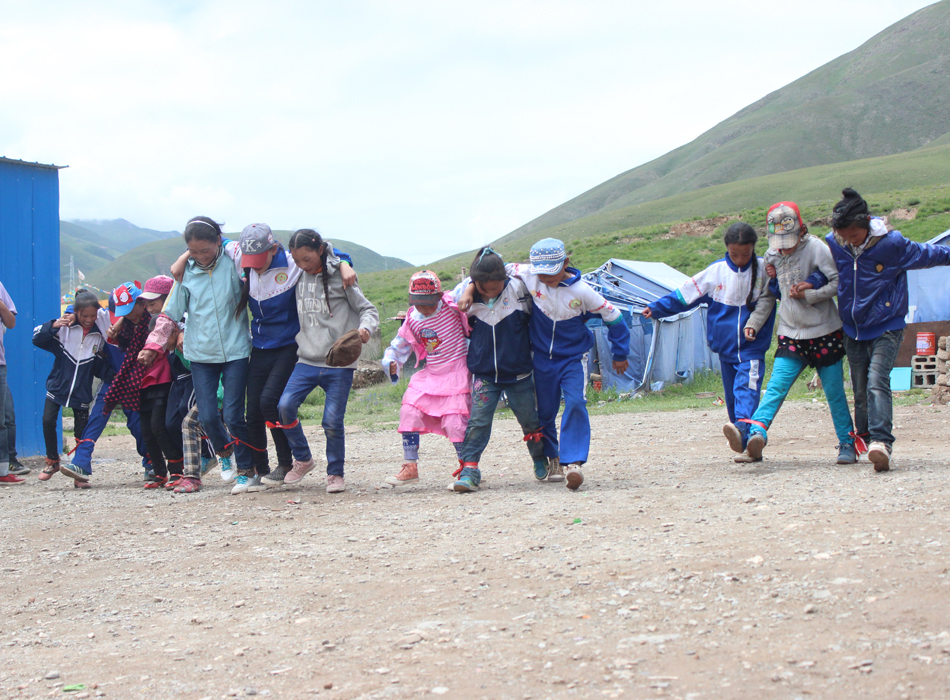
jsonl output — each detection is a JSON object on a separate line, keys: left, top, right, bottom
{"left": 2, "top": 401, "right": 949, "bottom": 700}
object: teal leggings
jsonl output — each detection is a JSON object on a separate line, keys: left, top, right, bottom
{"left": 748, "top": 355, "right": 854, "bottom": 445}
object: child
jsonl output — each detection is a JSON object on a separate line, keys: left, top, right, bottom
{"left": 499, "top": 238, "right": 631, "bottom": 489}
{"left": 382, "top": 270, "right": 472, "bottom": 490}
{"left": 159, "top": 216, "right": 255, "bottom": 487}
{"left": 170, "top": 223, "right": 357, "bottom": 491}
{"left": 644, "top": 223, "right": 776, "bottom": 462}
{"left": 32, "top": 289, "right": 111, "bottom": 487}
{"left": 268, "top": 229, "right": 378, "bottom": 492}
{"left": 132, "top": 276, "right": 185, "bottom": 488}
{"left": 452, "top": 248, "right": 547, "bottom": 489}
{"left": 0, "top": 278, "right": 22, "bottom": 485}
{"left": 825, "top": 188, "right": 950, "bottom": 471}
{"left": 742, "top": 202, "right": 856, "bottom": 464}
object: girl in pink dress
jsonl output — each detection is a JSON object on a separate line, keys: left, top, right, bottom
{"left": 382, "top": 271, "right": 471, "bottom": 488}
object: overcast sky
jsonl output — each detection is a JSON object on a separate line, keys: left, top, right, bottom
{"left": 1, "top": 0, "right": 937, "bottom": 264}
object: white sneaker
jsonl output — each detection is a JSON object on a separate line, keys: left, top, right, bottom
{"left": 565, "top": 465, "right": 584, "bottom": 490}
{"left": 220, "top": 456, "right": 235, "bottom": 482}
{"left": 868, "top": 442, "right": 891, "bottom": 472}
{"left": 230, "top": 474, "right": 251, "bottom": 494}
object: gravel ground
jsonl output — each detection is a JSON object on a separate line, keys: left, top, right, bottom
{"left": 2, "top": 401, "right": 949, "bottom": 700}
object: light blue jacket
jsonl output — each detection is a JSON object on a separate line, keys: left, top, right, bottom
{"left": 162, "top": 248, "right": 252, "bottom": 363}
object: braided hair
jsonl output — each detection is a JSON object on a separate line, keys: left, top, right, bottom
{"left": 831, "top": 188, "right": 872, "bottom": 230}
{"left": 723, "top": 222, "right": 759, "bottom": 311}
{"left": 289, "top": 228, "right": 332, "bottom": 316}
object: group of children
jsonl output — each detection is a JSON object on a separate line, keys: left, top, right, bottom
{"left": 646, "top": 188, "right": 950, "bottom": 472}
{"left": 4, "top": 186, "right": 944, "bottom": 490}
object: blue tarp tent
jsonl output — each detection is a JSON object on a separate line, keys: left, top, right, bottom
{"left": 584, "top": 259, "right": 719, "bottom": 392}
{"left": 907, "top": 228, "right": 950, "bottom": 323}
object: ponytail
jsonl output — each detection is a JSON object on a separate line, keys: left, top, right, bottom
{"left": 235, "top": 267, "right": 251, "bottom": 320}
{"left": 289, "top": 228, "right": 333, "bottom": 316}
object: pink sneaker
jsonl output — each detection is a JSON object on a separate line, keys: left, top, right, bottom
{"left": 326, "top": 474, "right": 345, "bottom": 493}
{"left": 385, "top": 463, "right": 418, "bottom": 486}
{"left": 284, "top": 458, "right": 315, "bottom": 485}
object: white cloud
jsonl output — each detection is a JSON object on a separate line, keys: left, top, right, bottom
{"left": 0, "top": 0, "right": 935, "bottom": 264}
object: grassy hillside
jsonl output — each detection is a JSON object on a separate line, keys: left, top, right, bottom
{"left": 82, "top": 231, "right": 412, "bottom": 294}
{"left": 493, "top": 143, "right": 950, "bottom": 254}
{"left": 360, "top": 177, "right": 950, "bottom": 348}
{"left": 506, "top": 0, "right": 950, "bottom": 243}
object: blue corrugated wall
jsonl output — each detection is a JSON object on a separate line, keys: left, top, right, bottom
{"left": 0, "top": 161, "right": 61, "bottom": 458}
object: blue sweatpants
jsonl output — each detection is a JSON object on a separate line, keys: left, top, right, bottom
{"left": 70, "top": 379, "right": 148, "bottom": 474}
{"left": 749, "top": 356, "right": 854, "bottom": 445}
{"left": 720, "top": 358, "right": 765, "bottom": 451}
{"left": 534, "top": 354, "right": 589, "bottom": 465}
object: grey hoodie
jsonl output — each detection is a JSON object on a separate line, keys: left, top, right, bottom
{"left": 295, "top": 252, "right": 379, "bottom": 368}
{"left": 747, "top": 233, "right": 842, "bottom": 340}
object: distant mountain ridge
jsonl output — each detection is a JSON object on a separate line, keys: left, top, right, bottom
{"left": 501, "top": 0, "right": 950, "bottom": 247}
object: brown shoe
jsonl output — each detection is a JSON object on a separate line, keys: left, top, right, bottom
{"left": 38, "top": 458, "right": 60, "bottom": 482}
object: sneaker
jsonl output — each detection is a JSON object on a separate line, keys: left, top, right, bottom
{"left": 326, "top": 474, "right": 346, "bottom": 493}
{"left": 533, "top": 459, "right": 548, "bottom": 481}
{"left": 284, "top": 458, "right": 315, "bottom": 486}
{"left": 174, "top": 477, "right": 201, "bottom": 493}
{"left": 38, "top": 459, "right": 60, "bottom": 481}
{"left": 0, "top": 474, "right": 25, "bottom": 485}
{"left": 230, "top": 474, "right": 252, "bottom": 495}
{"left": 547, "top": 457, "right": 564, "bottom": 483}
{"left": 8, "top": 458, "right": 29, "bottom": 476}
{"left": 453, "top": 467, "right": 481, "bottom": 492}
{"left": 565, "top": 464, "right": 584, "bottom": 490}
{"left": 59, "top": 462, "right": 90, "bottom": 482}
{"left": 734, "top": 451, "right": 762, "bottom": 464}
{"left": 247, "top": 475, "right": 267, "bottom": 492}
{"left": 144, "top": 474, "right": 167, "bottom": 489}
{"left": 165, "top": 476, "right": 185, "bottom": 490}
{"left": 261, "top": 464, "right": 290, "bottom": 487}
{"left": 868, "top": 442, "right": 891, "bottom": 472}
{"left": 385, "top": 462, "right": 419, "bottom": 486}
{"left": 746, "top": 433, "right": 766, "bottom": 461}
{"left": 73, "top": 479, "right": 91, "bottom": 489}
{"left": 200, "top": 455, "right": 218, "bottom": 475}
{"left": 722, "top": 423, "right": 744, "bottom": 453}
{"left": 836, "top": 441, "right": 858, "bottom": 465}
{"left": 220, "top": 456, "right": 235, "bottom": 482}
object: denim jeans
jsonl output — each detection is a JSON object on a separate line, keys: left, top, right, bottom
{"left": 750, "top": 356, "right": 854, "bottom": 445}
{"left": 277, "top": 363, "right": 353, "bottom": 477}
{"left": 844, "top": 329, "right": 903, "bottom": 447}
{"left": 190, "top": 358, "right": 253, "bottom": 473}
{"left": 70, "top": 379, "right": 148, "bottom": 473}
{"left": 460, "top": 374, "right": 545, "bottom": 464}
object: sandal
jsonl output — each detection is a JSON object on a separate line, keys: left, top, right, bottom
{"left": 173, "top": 477, "right": 201, "bottom": 494}
{"left": 38, "top": 459, "right": 60, "bottom": 482}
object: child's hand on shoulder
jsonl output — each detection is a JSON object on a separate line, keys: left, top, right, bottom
{"left": 107, "top": 320, "right": 122, "bottom": 342}
{"left": 53, "top": 314, "right": 73, "bottom": 328}
{"left": 340, "top": 263, "right": 358, "bottom": 289}
{"left": 458, "top": 283, "right": 476, "bottom": 312}
{"left": 766, "top": 263, "right": 776, "bottom": 279}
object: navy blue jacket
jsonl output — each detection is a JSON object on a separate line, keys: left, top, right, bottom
{"left": 826, "top": 219, "right": 950, "bottom": 340}
{"left": 33, "top": 319, "right": 112, "bottom": 410}
{"left": 463, "top": 277, "right": 534, "bottom": 383}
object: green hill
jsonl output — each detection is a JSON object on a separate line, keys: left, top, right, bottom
{"left": 506, "top": 0, "right": 950, "bottom": 244}
{"left": 82, "top": 232, "right": 412, "bottom": 294}
{"left": 69, "top": 218, "right": 179, "bottom": 252}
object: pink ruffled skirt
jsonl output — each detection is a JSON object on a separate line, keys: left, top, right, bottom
{"left": 398, "top": 356, "right": 472, "bottom": 442}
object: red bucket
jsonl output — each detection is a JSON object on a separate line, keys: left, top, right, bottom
{"left": 916, "top": 332, "right": 936, "bottom": 356}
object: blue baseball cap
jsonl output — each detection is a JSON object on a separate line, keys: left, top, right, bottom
{"left": 111, "top": 281, "right": 143, "bottom": 319}
{"left": 529, "top": 238, "right": 567, "bottom": 275}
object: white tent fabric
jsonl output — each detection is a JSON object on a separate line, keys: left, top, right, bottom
{"left": 583, "top": 259, "right": 719, "bottom": 392}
